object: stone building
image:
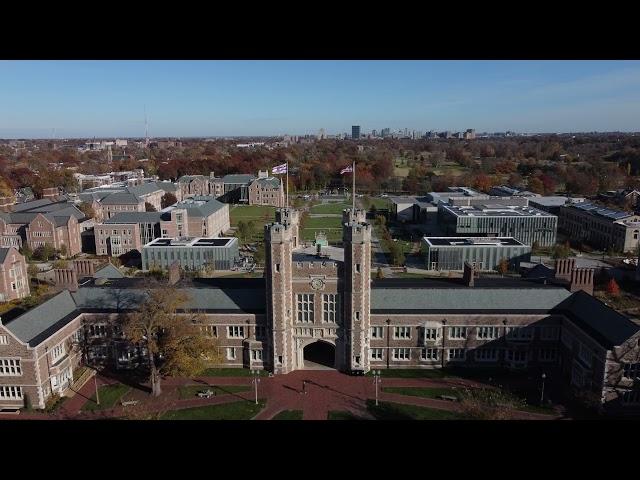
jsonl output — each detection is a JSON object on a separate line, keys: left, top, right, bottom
{"left": 0, "top": 247, "right": 29, "bottom": 302}
{"left": 1, "top": 209, "right": 640, "bottom": 415}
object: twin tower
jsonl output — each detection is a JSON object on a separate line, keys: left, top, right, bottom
{"left": 264, "top": 207, "right": 372, "bottom": 374}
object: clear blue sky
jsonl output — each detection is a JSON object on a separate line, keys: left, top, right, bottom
{"left": 1, "top": 60, "right": 639, "bottom": 138}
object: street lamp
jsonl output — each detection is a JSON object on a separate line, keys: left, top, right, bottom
{"left": 540, "top": 372, "right": 547, "bottom": 406}
{"left": 372, "top": 370, "right": 382, "bottom": 406}
{"left": 251, "top": 369, "right": 260, "bottom": 405}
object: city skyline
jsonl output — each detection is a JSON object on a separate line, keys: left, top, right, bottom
{"left": 1, "top": 60, "right": 640, "bottom": 138}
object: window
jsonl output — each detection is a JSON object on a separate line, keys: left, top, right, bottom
{"left": 392, "top": 348, "right": 411, "bottom": 361}
{"left": 421, "top": 348, "right": 438, "bottom": 361}
{"left": 255, "top": 326, "right": 266, "bottom": 339}
{"left": 50, "top": 342, "right": 66, "bottom": 364}
{"left": 89, "top": 345, "right": 108, "bottom": 359}
{"left": 577, "top": 343, "right": 592, "bottom": 366}
{"left": 370, "top": 348, "right": 383, "bottom": 360}
{"left": 88, "top": 324, "right": 107, "bottom": 338}
{"left": 355, "top": 311, "right": 361, "bottom": 321}
{"left": 202, "top": 325, "right": 217, "bottom": 337}
{"left": 449, "top": 327, "right": 467, "bottom": 340}
{"left": 322, "top": 294, "right": 338, "bottom": 323}
{"left": 371, "top": 326, "right": 383, "bottom": 339}
{"left": 0, "top": 358, "right": 21, "bottom": 376}
{"left": 477, "top": 326, "right": 500, "bottom": 340}
{"left": 475, "top": 348, "right": 498, "bottom": 362}
{"left": 0, "top": 335, "right": 7, "bottom": 345}
{"left": 226, "top": 347, "right": 237, "bottom": 360}
{"left": 506, "top": 326, "right": 533, "bottom": 341}
{"left": 394, "top": 326, "right": 411, "bottom": 339}
{"left": 538, "top": 349, "right": 557, "bottom": 362}
{"left": 275, "top": 263, "right": 280, "bottom": 273}
{"left": 421, "top": 328, "right": 438, "bottom": 341}
{"left": 227, "top": 326, "right": 245, "bottom": 338}
{"left": 355, "top": 263, "right": 361, "bottom": 274}
{"left": 297, "top": 294, "right": 315, "bottom": 323}
{"left": 448, "top": 348, "right": 466, "bottom": 361}
{"left": 506, "top": 350, "right": 528, "bottom": 363}
{"left": 540, "top": 326, "right": 560, "bottom": 341}
{"left": 622, "top": 390, "right": 640, "bottom": 404}
{"left": 251, "top": 350, "right": 263, "bottom": 361}
{"left": 0, "top": 386, "right": 23, "bottom": 400}
{"left": 623, "top": 363, "right": 640, "bottom": 379}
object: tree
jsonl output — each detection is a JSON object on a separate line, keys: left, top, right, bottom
{"left": 145, "top": 202, "right": 157, "bottom": 212}
{"left": 121, "top": 284, "right": 220, "bottom": 397}
{"left": 253, "top": 242, "right": 265, "bottom": 266}
{"left": 34, "top": 244, "right": 55, "bottom": 261}
{"left": 376, "top": 267, "right": 384, "bottom": 279}
{"left": 496, "top": 258, "right": 509, "bottom": 276}
{"left": 552, "top": 243, "right": 571, "bottom": 259}
{"left": 20, "top": 244, "right": 33, "bottom": 261}
{"left": 528, "top": 177, "right": 545, "bottom": 194}
{"left": 58, "top": 244, "right": 68, "bottom": 258}
{"left": 606, "top": 278, "right": 620, "bottom": 297}
{"left": 161, "top": 192, "right": 178, "bottom": 209}
{"left": 77, "top": 202, "right": 96, "bottom": 220}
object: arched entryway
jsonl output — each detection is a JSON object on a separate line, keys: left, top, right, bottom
{"left": 303, "top": 341, "right": 335, "bottom": 369}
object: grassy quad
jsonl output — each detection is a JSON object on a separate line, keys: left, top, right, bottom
{"left": 229, "top": 205, "right": 276, "bottom": 244}
{"left": 382, "top": 386, "right": 463, "bottom": 400}
{"left": 366, "top": 400, "right": 463, "bottom": 420}
{"left": 178, "top": 385, "right": 250, "bottom": 399}
{"left": 81, "top": 384, "right": 131, "bottom": 412}
{"left": 309, "top": 202, "right": 352, "bottom": 215}
{"left": 272, "top": 410, "right": 304, "bottom": 420}
{"left": 301, "top": 216, "right": 343, "bottom": 242}
{"left": 159, "top": 400, "right": 266, "bottom": 420}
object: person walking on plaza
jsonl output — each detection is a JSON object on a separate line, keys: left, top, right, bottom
{"left": 302, "top": 380, "right": 307, "bottom": 394}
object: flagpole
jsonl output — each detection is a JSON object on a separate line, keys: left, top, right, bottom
{"left": 352, "top": 160, "right": 355, "bottom": 212}
{"left": 286, "top": 162, "right": 289, "bottom": 209}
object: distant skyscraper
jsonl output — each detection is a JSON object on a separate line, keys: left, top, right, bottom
{"left": 318, "top": 128, "right": 326, "bottom": 140}
{"left": 371, "top": 129, "right": 377, "bottom": 137}
{"left": 352, "top": 126, "right": 360, "bottom": 139}
{"left": 381, "top": 128, "right": 390, "bottom": 138}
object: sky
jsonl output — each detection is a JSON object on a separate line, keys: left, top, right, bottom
{"left": 0, "top": 60, "right": 639, "bottom": 138}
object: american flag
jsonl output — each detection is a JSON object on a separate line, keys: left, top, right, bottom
{"left": 340, "top": 165, "right": 353, "bottom": 174}
{"left": 272, "top": 163, "right": 288, "bottom": 175}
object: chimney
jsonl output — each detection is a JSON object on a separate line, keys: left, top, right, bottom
{"left": 463, "top": 261, "right": 475, "bottom": 287}
{"left": 554, "top": 258, "right": 575, "bottom": 282}
{"left": 209, "top": 171, "right": 216, "bottom": 179}
{"left": 570, "top": 267, "right": 594, "bottom": 296}
{"left": 168, "top": 261, "right": 181, "bottom": 285}
{"left": 54, "top": 268, "right": 78, "bottom": 292}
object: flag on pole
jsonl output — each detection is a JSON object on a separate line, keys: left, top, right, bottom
{"left": 272, "top": 163, "right": 288, "bottom": 175}
{"left": 340, "top": 165, "right": 353, "bottom": 174}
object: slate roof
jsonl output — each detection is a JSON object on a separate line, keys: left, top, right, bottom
{"left": 10, "top": 199, "right": 54, "bottom": 212}
{"left": 251, "top": 177, "right": 281, "bottom": 189}
{"left": 99, "top": 192, "right": 142, "bottom": 205}
{"left": 0, "top": 247, "right": 15, "bottom": 263}
{"left": 2, "top": 290, "right": 79, "bottom": 347}
{"left": 174, "top": 198, "right": 226, "bottom": 217}
{"left": 104, "top": 212, "right": 167, "bottom": 224}
{"left": 178, "top": 175, "right": 207, "bottom": 183}
{"left": 128, "top": 182, "right": 164, "bottom": 197}
{"left": 222, "top": 174, "right": 255, "bottom": 185}
{"left": 93, "top": 263, "right": 125, "bottom": 279}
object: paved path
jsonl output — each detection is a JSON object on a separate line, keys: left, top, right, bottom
{"left": 2, "top": 370, "right": 561, "bottom": 421}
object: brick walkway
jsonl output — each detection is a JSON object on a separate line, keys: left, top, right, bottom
{"left": 2, "top": 370, "right": 562, "bottom": 421}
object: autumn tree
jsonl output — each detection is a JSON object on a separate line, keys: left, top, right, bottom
{"left": 121, "top": 284, "right": 221, "bottom": 396}
{"left": 161, "top": 192, "right": 178, "bottom": 209}
{"left": 606, "top": 278, "right": 620, "bottom": 297}
{"left": 496, "top": 258, "right": 509, "bottom": 276}
{"left": 77, "top": 202, "right": 96, "bottom": 220}
{"left": 376, "top": 267, "right": 384, "bottom": 279}
{"left": 145, "top": 202, "right": 157, "bottom": 212}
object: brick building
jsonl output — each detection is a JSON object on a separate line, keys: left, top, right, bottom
{"left": 1, "top": 209, "right": 640, "bottom": 415}
{"left": 0, "top": 247, "right": 29, "bottom": 302}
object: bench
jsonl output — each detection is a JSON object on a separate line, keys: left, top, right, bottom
{"left": 438, "top": 395, "right": 459, "bottom": 402}
{"left": 121, "top": 400, "right": 139, "bottom": 407}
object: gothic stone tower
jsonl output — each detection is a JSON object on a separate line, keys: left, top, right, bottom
{"left": 265, "top": 221, "right": 295, "bottom": 374}
{"left": 342, "top": 218, "right": 372, "bottom": 373}
{"left": 275, "top": 208, "right": 300, "bottom": 248}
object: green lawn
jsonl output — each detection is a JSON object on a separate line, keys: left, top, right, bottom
{"left": 229, "top": 205, "right": 276, "bottom": 224}
{"left": 81, "top": 384, "right": 131, "bottom": 411}
{"left": 365, "top": 369, "right": 450, "bottom": 379}
{"left": 309, "top": 202, "right": 351, "bottom": 215}
{"left": 301, "top": 216, "right": 344, "bottom": 242}
{"left": 178, "top": 385, "right": 250, "bottom": 399}
{"left": 199, "top": 368, "right": 267, "bottom": 377}
{"left": 328, "top": 410, "right": 367, "bottom": 420}
{"left": 159, "top": 400, "right": 266, "bottom": 420}
{"left": 382, "top": 387, "right": 462, "bottom": 400}
{"left": 272, "top": 410, "right": 304, "bottom": 420}
{"left": 366, "top": 400, "right": 462, "bottom": 420}
{"left": 369, "top": 197, "right": 390, "bottom": 210}
{"left": 394, "top": 166, "right": 410, "bottom": 177}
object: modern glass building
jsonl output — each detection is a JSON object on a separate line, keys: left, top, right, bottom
{"left": 351, "top": 125, "right": 360, "bottom": 139}
{"left": 438, "top": 203, "right": 557, "bottom": 247}
{"left": 420, "top": 237, "right": 531, "bottom": 271}
{"left": 142, "top": 237, "right": 239, "bottom": 271}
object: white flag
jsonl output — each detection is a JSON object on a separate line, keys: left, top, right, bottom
{"left": 272, "top": 163, "right": 287, "bottom": 174}
{"left": 340, "top": 165, "right": 353, "bottom": 174}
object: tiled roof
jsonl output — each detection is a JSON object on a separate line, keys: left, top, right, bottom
{"left": 104, "top": 212, "right": 167, "bottom": 224}
{"left": 100, "top": 193, "right": 142, "bottom": 205}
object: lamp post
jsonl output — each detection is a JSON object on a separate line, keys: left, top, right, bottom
{"left": 94, "top": 372, "right": 100, "bottom": 406}
{"left": 373, "top": 370, "right": 382, "bottom": 406}
{"left": 385, "top": 319, "right": 391, "bottom": 370}
{"left": 540, "top": 372, "right": 547, "bottom": 406}
{"left": 251, "top": 369, "right": 260, "bottom": 405}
